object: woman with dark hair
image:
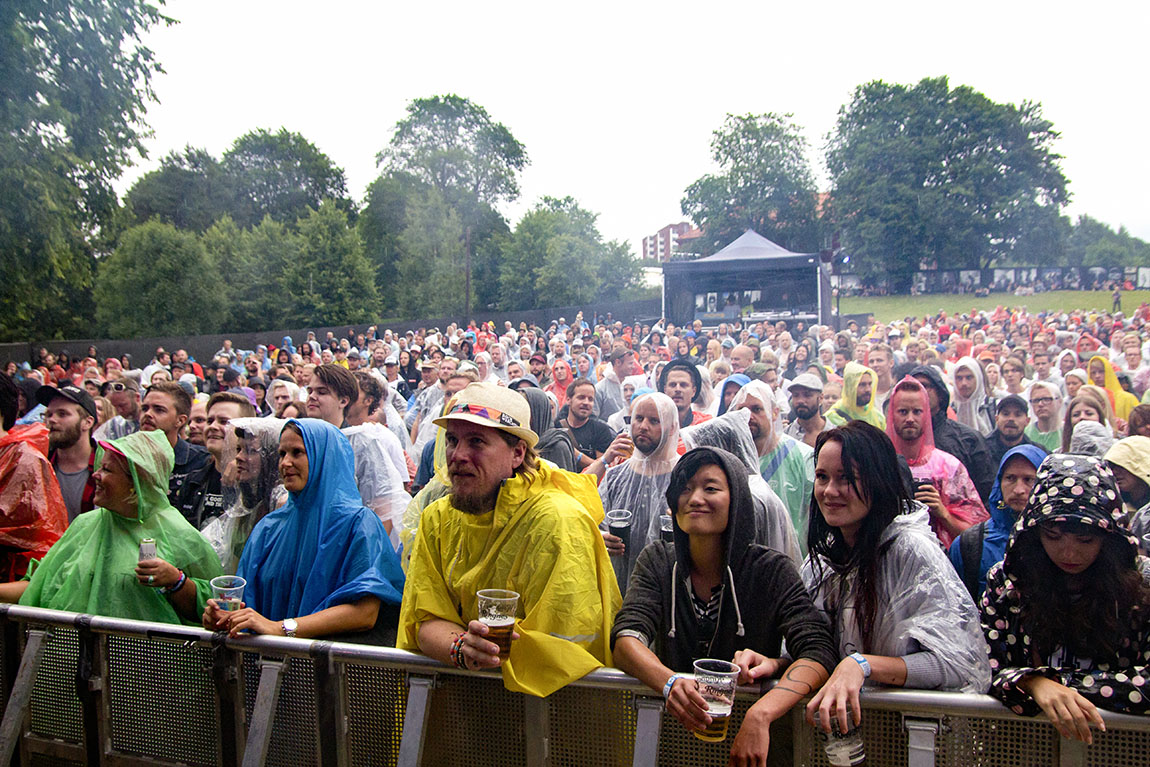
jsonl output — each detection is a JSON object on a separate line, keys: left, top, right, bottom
{"left": 804, "top": 421, "right": 990, "bottom": 736}
{"left": 457, "top": 338, "right": 474, "bottom": 362}
{"left": 399, "top": 350, "right": 420, "bottom": 392}
{"left": 612, "top": 446, "right": 835, "bottom": 763}
{"left": 981, "top": 454, "right": 1150, "bottom": 741}
{"left": 275, "top": 348, "right": 292, "bottom": 366}
{"left": 783, "top": 340, "right": 813, "bottom": 382}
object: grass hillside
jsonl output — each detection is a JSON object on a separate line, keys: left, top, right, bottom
{"left": 839, "top": 290, "right": 1150, "bottom": 323}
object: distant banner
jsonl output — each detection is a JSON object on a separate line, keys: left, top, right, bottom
{"left": 839, "top": 265, "right": 1135, "bottom": 296}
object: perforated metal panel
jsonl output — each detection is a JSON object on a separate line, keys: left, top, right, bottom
{"left": 107, "top": 634, "right": 219, "bottom": 766}
{"left": 344, "top": 663, "right": 406, "bottom": 766}
{"left": 421, "top": 672, "right": 526, "bottom": 766}
{"left": 28, "top": 627, "right": 83, "bottom": 744}
{"left": 547, "top": 684, "right": 635, "bottom": 766}
{"left": 939, "top": 715, "right": 1057, "bottom": 767}
{"left": 30, "top": 754, "right": 83, "bottom": 767}
{"left": 1085, "top": 726, "right": 1150, "bottom": 766}
{"left": 654, "top": 694, "right": 753, "bottom": 766}
{"left": 242, "top": 652, "right": 318, "bottom": 766}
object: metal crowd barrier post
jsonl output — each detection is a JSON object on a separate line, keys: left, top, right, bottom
{"left": 0, "top": 604, "right": 1149, "bottom": 766}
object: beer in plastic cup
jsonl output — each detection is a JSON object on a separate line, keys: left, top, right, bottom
{"left": 210, "top": 575, "right": 246, "bottom": 612}
{"left": 660, "top": 514, "right": 674, "bottom": 543}
{"left": 692, "top": 659, "right": 739, "bottom": 742}
{"left": 477, "top": 589, "right": 519, "bottom": 660}
{"left": 606, "top": 509, "right": 633, "bottom": 551}
{"left": 813, "top": 705, "right": 867, "bottom": 766}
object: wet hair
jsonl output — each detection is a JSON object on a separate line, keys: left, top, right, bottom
{"left": 1012, "top": 521, "right": 1150, "bottom": 661}
{"left": 566, "top": 377, "right": 595, "bottom": 399}
{"left": 312, "top": 363, "right": 359, "bottom": 416}
{"left": 145, "top": 381, "right": 192, "bottom": 418}
{"left": 808, "top": 421, "right": 912, "bottom": 650}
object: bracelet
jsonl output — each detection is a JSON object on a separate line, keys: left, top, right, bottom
{"left": 449, "top": 633, "right": 468, "bottom": 669}
{"left": 849, "top": 652, "right": 871, "bottom": 678}
{"left": 160, "top": 570, "right": 186, "bottom": 595}
{"left": 663, "top": 673, "right": 687, "bottom": 699}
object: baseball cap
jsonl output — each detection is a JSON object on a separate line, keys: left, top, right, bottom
{"left": 433, "top": 381, "right": 538, "bottom": 447}
{"left": 419, "top": 359, "right": 438, "bottom": 370}
{"left": 788, "top": 373, "right": 824, "bottom": 393}
{"left": 384, "top": 355, "right": 399, "bottom": 366}
{"left": 721, "top": 338, "right": 736, "bottom": 349}
{"left": 36, "top": 384, "right": 98, "bottom": 421}
{"left": 996, "top": 394, "right": 1028, "bottom": 415}
{"left": 508, "top": 374, "right": 540, "bottom": 390}
{"left": 529, "top": 353, "right": 547, "bottom": 365}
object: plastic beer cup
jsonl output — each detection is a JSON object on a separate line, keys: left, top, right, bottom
{"left": 210, "top": 575, "right": 246, "bottom": 612}
{"left": 660, "top": 514, "right": 674, "bottom": 543}
{"left": 606, "top": 509, "right": 633, "bottom": 552}
{"left": 692, "top": 659, "right": 739, "bottom": 742}
{"left": 477, "top": 589, "right": 519, "bottom": 660}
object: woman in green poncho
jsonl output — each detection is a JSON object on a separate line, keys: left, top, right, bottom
{"left": 0, "top": 430, "right": 222, "bottom": 624}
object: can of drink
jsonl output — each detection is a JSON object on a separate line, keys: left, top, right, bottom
{"left": 139, "top": 538, "right": 157, "bottom": 562}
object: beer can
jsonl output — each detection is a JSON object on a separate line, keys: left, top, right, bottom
{"left": 139, "top": 538, "right": 157, "bottom": 562}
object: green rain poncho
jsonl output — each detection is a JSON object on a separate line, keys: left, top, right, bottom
{"left": 825, "top": 360, "right": 886, "bottom": 430}
{"left": 20, "top": 430, "right": 222, "bottom": 625}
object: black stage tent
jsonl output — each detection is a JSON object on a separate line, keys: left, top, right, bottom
{"left": 661, "top": 229, "right": 832, "bottom": 327}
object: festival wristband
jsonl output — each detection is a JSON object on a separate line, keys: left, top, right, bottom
{"left": 160, "top": 570, "right": 186, "bottom": 595}
{"left": 663, "top": 673, "right": 688, "bottom": 699}
{"left": 849, "top": 652, "right": 871, "bottom": 678}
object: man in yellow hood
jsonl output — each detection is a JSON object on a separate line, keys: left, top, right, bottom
{"left": 398, "top": 382, "right": 621, "bottom": 697}
{"left": 824, "top": 360, "right": 886, "bottom": 430}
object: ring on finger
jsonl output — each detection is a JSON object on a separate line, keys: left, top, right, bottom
{"left": 147, "top": 575, "right": 155, "bottom": 585}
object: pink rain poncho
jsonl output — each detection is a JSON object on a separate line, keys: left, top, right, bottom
{"left": 886, "top": 377, "right": 988, "bottom": 548}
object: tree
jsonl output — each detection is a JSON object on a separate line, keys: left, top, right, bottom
{"left": 0, "top": 0, "right": 170, "bottom": 340}
{"left": 826, "top": 77, "right": 1069, "bottom": 281}
{"left": 381, "top": 94, "right": 528, "bottom": 207}
{"left": 223, "top": 128, "right": 351, "bottom": 227}
{"left": 499, "top": 197, "right": 641, "bottom": 311}
{"left": 282, "top": 201, "right": 378, "bottom": 326}
{"left": 94, "top": 221, "right": 224, "bottom": 338}
{"left": 682, "top": 113, "right": 821, "bottom": 255}
{"left": 125, "top": 146, "right": 238, "bottom": 232}
{"left": 394, "top": 186, "right": 466, "bottom": 318}
{"left": 1067, "top": 215, "right": 1150, "bottom": 268}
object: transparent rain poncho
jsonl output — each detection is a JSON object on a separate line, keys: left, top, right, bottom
{"left": 200, "top": 417, "right": 286, "bottom": 574}
{"left": 343, "top": 422, "right": 413, "bottom": 549}
{"left": 951, "top": 357, "right": 994, "bottom": 436}
{"left": 803, "top": 509, "right": 991, "bottom": 693}
{"left": 597, "top": 392, "right": 680, "bottom": 593}
{"left": 381, "top": 400, "right": 414, "bottom": 453}
{"left": 681, "top": 409, "right": 802, "bottom": 566}
{"left": 1069, "top": 419, "right": 1116, "bottom": 457}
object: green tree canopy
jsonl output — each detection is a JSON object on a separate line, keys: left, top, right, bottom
{"left": 94, "top": 220, "right": 224, "bottom": 338}
{"left": 682, "top": 113, "right": 821, "bottom": 255}
{"left": 0, "top": 0, "right": 170, "bottom": 340}
{"left": 125, "top": 146, "right": 238, "bottom": 232}
{"left": 282, "top": 200, "right": 378, "bottom": 326}
{"left": 1067, "top": 215, "right": 1150, "bottom": 268}
{"left": 826, "top": 76, "right": 1069, "bottom": 281}
{"left": 223, "top": 128, "right": 351, "bottom": 227}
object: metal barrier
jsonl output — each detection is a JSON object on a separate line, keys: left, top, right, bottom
{"left": 0, "top": 603, "right": 1147, "bottom": 766}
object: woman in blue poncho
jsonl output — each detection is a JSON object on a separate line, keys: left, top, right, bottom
{"left": 203, "top": 419, "right": 405, "bottom": 644}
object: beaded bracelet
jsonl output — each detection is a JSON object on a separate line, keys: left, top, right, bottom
{"left": 449, "top": 633, "right": 468, "bottom": 669}
{"left": 160, "top": 570, "right": 187, "bottom": 595}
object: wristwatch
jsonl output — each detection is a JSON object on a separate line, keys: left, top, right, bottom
{"left": 281, "top": 618, "right": 298, "bottom": 638}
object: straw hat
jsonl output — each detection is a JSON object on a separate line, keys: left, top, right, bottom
{"left": 433, "top": 381, "right": 538, "bottom": 447}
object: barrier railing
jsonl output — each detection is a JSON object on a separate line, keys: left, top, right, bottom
{"left": 0, "top": 603, "right": 1147, "bottom": 766}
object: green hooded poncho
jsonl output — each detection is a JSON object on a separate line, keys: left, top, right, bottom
{"left": 20, "top": 430, "right": 222, "bottom": 625}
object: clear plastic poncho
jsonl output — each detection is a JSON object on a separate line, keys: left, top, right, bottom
{"left": 951, "top": 357, "right": 993, "bottom": 436}
{"left": 343, "top": 423, "right": 413, "bottom": 549}
{"left": 681, "top": 409, "right": 802, "bottom": 566}
{"left": 200, "top": 417, "right": 286, "bottom": 574}
{"left": 1069, "top": 420, "right": 1116, "bottom": 457}
{"left": 802, "top": 509, "right": 991, "bottom": 693}
{"left": 597, "top": 392, "right": 680, "bottom": 592}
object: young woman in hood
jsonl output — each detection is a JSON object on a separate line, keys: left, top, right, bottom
{"left": 804, "top": 421, "right": 990, "bottom": 738}
{"left": 981, "top": 454, "right": 1150, "bottom": 742}
{"left": 611, "top": 446, "right": 835, "bottom": 766}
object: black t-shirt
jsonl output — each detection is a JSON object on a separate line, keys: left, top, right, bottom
{"left": 564, "top": 417, "right": 615, "bottom": 459}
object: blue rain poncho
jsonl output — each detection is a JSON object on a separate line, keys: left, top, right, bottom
{"left": 236, "top": 419, "right": 404, "bottom": 621}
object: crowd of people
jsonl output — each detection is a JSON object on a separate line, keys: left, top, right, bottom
{"left": 3, "top": 302, "right": 1150, "bottom": 764}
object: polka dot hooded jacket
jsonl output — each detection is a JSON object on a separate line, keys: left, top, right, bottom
{"left": 980, "top": 453, "right": 1150, "bottom": 716}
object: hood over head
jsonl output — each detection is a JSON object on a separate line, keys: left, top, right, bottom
{"left": 715, "top": 373, "right": 752, "bottom": 416}
{"left": 987, "top": 444, "right": 1047, "bottom": 526}
{"left": 909, "top": 364, "right": 950, "bottom": 414}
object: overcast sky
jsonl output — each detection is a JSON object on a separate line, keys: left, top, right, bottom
{"left": 119, "top": 0, "right": 1150, "bottom": 254}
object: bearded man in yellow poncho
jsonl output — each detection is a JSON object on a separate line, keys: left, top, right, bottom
{"left": 398, "top": 382, "right": 621, "bottom": 697}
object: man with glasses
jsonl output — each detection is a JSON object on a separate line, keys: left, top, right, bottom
{"left": 93, "top": 377, "right": 142, "bottom": 440}
{"left": 1023, "top": 381, "right": 1062, "bottom": 453}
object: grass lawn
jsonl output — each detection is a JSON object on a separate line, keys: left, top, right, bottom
{"left": 838, "top": 290, "right": 1150, "bottom": 324}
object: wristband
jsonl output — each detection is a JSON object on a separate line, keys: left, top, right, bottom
{"left": 160, "top": 570, "right": 186, "bottom": 595}
{"left": 449, "top": 633, "right": 468, "bottom": 669}
{"left": 663, "top": 673, "right": 688, "bottom": 699}
{"left": 849, "top": 652, "right": 871, "bottom": 678}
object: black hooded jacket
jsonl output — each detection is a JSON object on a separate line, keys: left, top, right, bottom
{"left": 610, "top": 447, "right": 837, "bottom": 674}
{"left": 910, "top": 365, "right": 995, "bottom": 503}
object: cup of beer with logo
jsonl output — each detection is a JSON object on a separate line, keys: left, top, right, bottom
{"left": 210, "top": 575, "right": 247, "bottom": 612}
{"left": 692, "top": 659, "right": 739, "bottom": 742}
{"left": 477, "top": 589, "right": 520, "bottom": 660}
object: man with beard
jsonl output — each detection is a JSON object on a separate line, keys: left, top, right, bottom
{"left": 38, "top": 384, "right": 97, "bottom": 521}
{"left": 138, "top": 382, "right": 211, "bottom": 507}
{"left": 910, "top": 365, "right": 995, "bottom": 503}
{"left": 560, "top": 378, "right": 615, "bottom": 460}
{"left": 984, "top": 395, "right": 1040, "bottom": 468}
{"left": 824, "top": 361, "right": 884, "bottom": 429}
{"left": 783, "top": 374, "right": 831, "bottom": 449}
{"left": 94, "top": 377, "right": 142, "bottom": 440}
{"left": 886, "top": 378, "right": 988, "bottom": 548}
{"left": 173, "top": 392, "right": 254, "bottom": 529}
{"left": 398, "top": 382, "right": 620, "bottom": 698}
{"left": 658, "top": 359, "right": 712, "bottom": 431}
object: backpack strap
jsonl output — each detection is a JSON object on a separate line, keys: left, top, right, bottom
{"left": 958, "top": 521, "right": 988, "bottom": 601}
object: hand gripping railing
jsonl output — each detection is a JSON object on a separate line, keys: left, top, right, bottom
{"left": 1, "top": 603, "right": 1149, "bottom": 766}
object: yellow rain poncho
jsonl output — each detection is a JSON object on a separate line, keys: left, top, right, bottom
{"left": 1088, "top": 355, "right": 1140, "bottom": 421}
{"left": 398, "top": 461, "right": 621, "bottom": 697}
{"left": 824, "top": 360, "right": 886, "bottom": 430}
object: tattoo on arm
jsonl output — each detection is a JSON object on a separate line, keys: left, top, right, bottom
{"left": 772, "top": 660, "right": 824, "bottom": 696}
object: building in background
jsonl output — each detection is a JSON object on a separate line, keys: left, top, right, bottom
{"left": 641, "top": 222, "right": 702, "bottom": 261}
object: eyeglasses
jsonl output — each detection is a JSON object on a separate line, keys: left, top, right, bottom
{"left": 1030, "top": 397, "right": 1055, "bottom": 406}
{"left": 107, "top": 382, "right": 134, "bottom": 393}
